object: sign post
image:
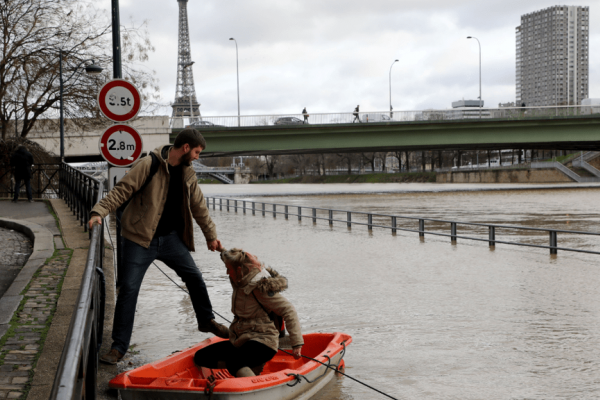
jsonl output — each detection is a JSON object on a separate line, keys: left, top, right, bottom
{"left": 97, "top": 79, "right": 143, "bottom": 285}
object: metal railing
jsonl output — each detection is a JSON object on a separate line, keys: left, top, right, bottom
{"left": 187, "top": 105, "right": 600, "bottom": 129}
{"left": 0, "top": 163, "right": 61, "bottom": 199}
{"left": 51, "top": 163, "right": 105, "bottom": 399}
{"left": 206, "top": 196, "right": 600, "bottom": 256}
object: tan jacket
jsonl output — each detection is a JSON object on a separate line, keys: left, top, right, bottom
{"left": 229, "top": 267, "right": 303, "bottom": 352}
{"left": 90, "top": 145, "right": 217, "bottom": 251}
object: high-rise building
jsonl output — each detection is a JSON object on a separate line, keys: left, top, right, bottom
{"left": 516, "top": 6, "right": 589, "bottom": 106}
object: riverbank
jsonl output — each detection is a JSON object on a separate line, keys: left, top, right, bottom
{"left": 251, "top": 172, "right": 437, "bottom": 184}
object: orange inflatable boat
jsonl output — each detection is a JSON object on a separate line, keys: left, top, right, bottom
{"left": 109, "top": 332, "right": 352, "bottom": 400}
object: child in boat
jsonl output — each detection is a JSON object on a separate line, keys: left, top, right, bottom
{"left": 194, "top": 248, "right": 303, "bottom": 378}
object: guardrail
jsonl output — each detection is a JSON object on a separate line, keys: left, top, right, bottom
{"left": 0, "top": 163, "right": 61, "bottom": 199}
{"left": 206, "top": 196, "right": 600, "bottom": 256}
{"left": 51, "top": 163, "right": 106, "bottom": 399}
{"left": 189, "top": 105, "right": 600, "bottom": 129}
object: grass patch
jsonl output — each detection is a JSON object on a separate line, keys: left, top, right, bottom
{"left": 251, "top": 172, "right": 437, "bottom": 184}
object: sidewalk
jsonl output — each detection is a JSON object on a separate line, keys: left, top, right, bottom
{"left": 0, "top": 199, "right": 116, "bottom": 399}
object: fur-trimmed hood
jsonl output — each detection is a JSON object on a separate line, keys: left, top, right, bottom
{"left": 242, "top": 267, "right": 288, "bottom": 295}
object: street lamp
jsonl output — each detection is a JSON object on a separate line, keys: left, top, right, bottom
{"left": 389, "top": 59, "right": 399, "bottom": 118}
{"left": 229, "top": 38, "right": 240, "bottom": 127}
{"left": 183, "top": 61, "right": 195, "bottom": 125}
{"left": 467, "top": 36, "right": 482, "bottom": 118}
{"left": 59, "top": 49, "right": 103, "bottom": 161}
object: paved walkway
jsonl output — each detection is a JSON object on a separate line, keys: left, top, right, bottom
{"left": 0, "top": 199, "right": 116, "bottom": 399}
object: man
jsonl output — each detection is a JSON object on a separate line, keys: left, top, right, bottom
{"left": 353, "top": 105, "right": 361, "bottom": 123}
{"left": 88, "top": 129, "right": 228, "bottom": 364}
{"left": 10, "top": 145, "right": 34, "bottom": 203}
{"left": 302, "top": 107, "right": 309, "bottom": 124}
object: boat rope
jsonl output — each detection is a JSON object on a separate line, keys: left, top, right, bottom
{"left": 104, "top": 218, "right": 399, "bottom": 400}
{"left": 204, "top": 374, "right": 216, "bottom": 399}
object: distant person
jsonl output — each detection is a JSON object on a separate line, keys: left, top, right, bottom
{"left": 10, "top": 145, "right": 34, "bottom": 203}
{"left": 194, "top": 248, "right": 303, "bottom": 378}
{"left": 302, "top": 107, "right": 309, "bottom": 124}
{"left": 390, "top": 105, "right": 394, "bottom": 119}
{"left": 353, "top": 105, "right": 361, "bottom": 123}
{"left": 87, "top": 128, "right": 229, "bottom": 365}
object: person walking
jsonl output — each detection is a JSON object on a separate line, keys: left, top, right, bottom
{"left": 353, "top": 105, "right": 361, "bottom": 123}
{"left": 302, "top": 107, "right": 309, "bottom": 124}
{"left": 10, "top": 145, "right": 34, "bottom": 203}
{"left": 87, "top": 129, "right": 229, "bottom": 365}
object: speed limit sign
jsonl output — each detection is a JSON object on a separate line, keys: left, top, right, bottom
{"left": 98, "top": 79, "right": 142, "bottom": 122}
{"left": 98, "top": 125, "right": 143, "bottom": 167}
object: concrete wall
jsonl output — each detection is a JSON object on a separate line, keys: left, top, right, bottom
{"left": 27, "top": 116, "right": 171, "bottom": 157}
{"left": 436, "top": 168, "right": 574, "bottom": 183}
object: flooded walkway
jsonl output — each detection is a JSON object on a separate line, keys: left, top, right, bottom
{"left": 122, "top": 185, "right": 600, "bottom": 399}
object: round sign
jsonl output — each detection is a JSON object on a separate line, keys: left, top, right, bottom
{"left": 98, "top": 125, "right": 143, "bottom": 167}
{"left": 97, "top": 79, "right": 142, "bottom": 122}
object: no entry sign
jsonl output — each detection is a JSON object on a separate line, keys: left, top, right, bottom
{"left": 98, "top": 79, "right": 142, "bottom": 122}
{"left": 98, "top": 125, "right": 143, "bottom": 167}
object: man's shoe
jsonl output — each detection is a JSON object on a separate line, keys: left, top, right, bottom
{"left": 99, "top": 349, "right": 124, "bottom": 365}
{"left": 28, "top": 199, "right": 34, "bottom": 203}
{"left": 11, "top": 199, "right": 17, "bottom": 203}
{"left": 199, "top": 319, "right": 229, "bottom": 339}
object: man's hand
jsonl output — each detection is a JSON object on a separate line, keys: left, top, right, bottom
{"left": 292, "top": 346, "right": 302, "bottom": 359}
{"left": 207, "top": 239, "right": 224, "bottom": 252}
{"left": 88, "top": 215, "right": 102, "bottom": 230}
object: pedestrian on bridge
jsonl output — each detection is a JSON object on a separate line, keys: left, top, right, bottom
{"left": 302, "top": 107, "right": 309, "bottom": 124}
{"left": 353, "top": 105, "right": 361, "bottom": 123}
{"left": 10, "top": 145, "right": 34, "bottom": 203}
{"left": 88, "top": 128, "right": 229, "bottom": 365}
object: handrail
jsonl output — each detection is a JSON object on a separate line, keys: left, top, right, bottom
{"left": 207, "top": 196, "right": 600, "bottom": 256}
{"left": 51, "top": 163, "right": 105, "bottom": 399}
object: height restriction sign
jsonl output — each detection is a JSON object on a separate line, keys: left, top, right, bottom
{"left": 98, "top": 79, "right": 142, "bottom": 122}
{"left": 98, "top": 125, "right": 143, "bottom": 167}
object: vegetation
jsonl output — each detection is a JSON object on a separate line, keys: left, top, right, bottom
{"left": 251, "top": 172, "right": 436, "bottom": 184}
{"left": 0, "top": 0, "right": 159, "bottom": 140}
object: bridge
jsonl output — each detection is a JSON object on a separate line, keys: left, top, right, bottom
{"left": 188, "top": 106, "right": 600, "bottom": 157}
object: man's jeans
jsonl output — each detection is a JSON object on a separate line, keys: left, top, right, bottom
{"left": 13, "top": 177, "right": 32, "bottom": 201}
{"left": 112, "top": 232, "right": 215, "bottom": 355}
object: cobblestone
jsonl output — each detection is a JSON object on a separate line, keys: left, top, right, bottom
{"left": 0, "top": 247, "right": 70, "bottom": 400}
{"left": 0, "top": 228, "right": 32, "bottom": 267}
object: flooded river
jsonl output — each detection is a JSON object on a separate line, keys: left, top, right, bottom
{"left": 115, "top": 185, "right": 600, "bottom": 399}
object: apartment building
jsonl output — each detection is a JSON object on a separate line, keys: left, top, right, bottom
{"left": 516, "top": 6, "right": 589, "bottom": 106}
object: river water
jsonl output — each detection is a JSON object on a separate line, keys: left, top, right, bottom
{"left": 116, "top": 184, "right": 600, "bottom": 399}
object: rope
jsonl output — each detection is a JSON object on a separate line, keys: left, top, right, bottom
{"left": 103, "top": 216, "right": 399, "bottom": 400}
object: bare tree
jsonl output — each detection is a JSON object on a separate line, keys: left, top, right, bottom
{"left": 0, "top": 0, "right": 159, "bottom": 140}
{"left": 361, "top": 152, "right": 377, "bottom": 173}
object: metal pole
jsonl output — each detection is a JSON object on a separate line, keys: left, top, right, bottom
{"left": 111, "top": 0, "right": 122, "bottom": 79}
{"left": 230, "top": 38, "right": 240, "bottom": 127}
{"left": 59, "top": 49, "right": 64, "bottom": 161}
{"left": 389, "top": 59, "right": 398, "bottom": 118}
{"left": 467, "top": 36, "right": 481, "bottom": 118}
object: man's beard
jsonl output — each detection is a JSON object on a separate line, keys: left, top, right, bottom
{"left": 181, "top": 151, "right": 194, "bottom": 166}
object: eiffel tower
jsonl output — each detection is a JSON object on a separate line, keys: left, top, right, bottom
{"left": 171, "top": 0, "right": 200, "bottom": 128}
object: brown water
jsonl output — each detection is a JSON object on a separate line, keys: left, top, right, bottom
{"left": 116, "top": 187, "right": 600, "bottom": 399}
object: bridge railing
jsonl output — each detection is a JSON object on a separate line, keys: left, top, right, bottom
{"left": 51, "top": 163, "right": 105, "bottom": 399}
{"left": 189, "top": 105, "right": 600, "bottom": 129}
{"left": 206, "top": 196, "right": 600, "bottom": 256}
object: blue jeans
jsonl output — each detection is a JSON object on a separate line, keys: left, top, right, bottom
{"left": 13, "top": 177, "right": 32, "bottom": 201}
{"left": 112, "top": 232, "right": 215, "bottom": 355}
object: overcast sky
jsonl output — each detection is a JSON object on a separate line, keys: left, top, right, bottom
{"left": 104, "top": 0, "right": 598, "bottom": 116}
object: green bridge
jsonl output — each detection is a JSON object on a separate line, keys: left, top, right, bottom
{"left": 181, "top": 114, "right": 600, "bottom": 158}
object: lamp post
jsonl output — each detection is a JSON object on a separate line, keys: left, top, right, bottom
{"left": 183, "top": 61, "right": 195, "bottom": 125}
{"left": 229, "top": 38, "right": 240, "bottom": 127}
{"left": 389, "top": 59, "right": 399, "bottom": 118}
{"left": 467, "top": 36, "right": 482, "bottom": 118}
{"left": 59, "top": 49, "right": 103, "bottom": 161}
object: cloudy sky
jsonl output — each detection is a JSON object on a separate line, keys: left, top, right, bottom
{"left": 103, "top": 0, "right": 598, "bottom": 117}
